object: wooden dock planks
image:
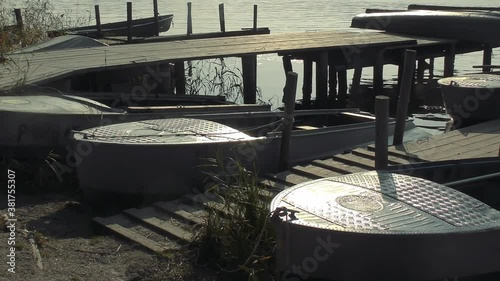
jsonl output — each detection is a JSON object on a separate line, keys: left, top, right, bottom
{"left": 1, "top": 29, "right": 418, "bottom": 91}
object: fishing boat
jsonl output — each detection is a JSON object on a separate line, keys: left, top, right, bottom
{"left": 437, "top": 74, "right": 500, "bottom": 128}
{"left": 351, "top": 10, "right": 500, "bottom": 43}
{"left": 271, "top": 158, "right": 500, "bottom": 281}
{"left": 47, "top": 14, "right": 174, "bottom": 38}
{"left": 0, "top": 94, "right": 415, "bottom": 162}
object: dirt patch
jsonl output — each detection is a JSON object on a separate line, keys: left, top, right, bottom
{"left": 0, "top": 191, "right": 220, "bottom": 281}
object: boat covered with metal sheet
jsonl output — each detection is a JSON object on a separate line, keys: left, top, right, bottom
{"left": 438, "top": 74, "right": 500, "bottom": 128}
{"left": 351, "top": 10, "right": 500, "bottom": 43}
{"left": 271, "top": 159, "right": 500, "bottom": 281}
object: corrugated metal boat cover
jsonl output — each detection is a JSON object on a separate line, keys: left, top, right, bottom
{"left": 73, "top": 118, "right": 258, "bottom": 144}
{"left": 271, "top": 171, "right": 500, "bottom": 234}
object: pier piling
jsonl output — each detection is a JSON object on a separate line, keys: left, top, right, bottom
{"left": 219, "top": 3, "right": 226, "bottom": 32}
{"left": 316, "top": 51, "right": 329, "bottom": 107}
{"left": 393, "top": 50, "right": 417, "bottom": 145}
{"left": 483, "top": 44, "right": 493, "bottom": 73}
{"left": 95, "top": 5, "right": 102, "bottom": 37}
{"left": 302, "top": 59, "right": 313, "bottom": 108}
{"left": 444, "top": 43, "right": 456, "bottom": 77}
{"left": 338, "top": 68, "right": 348, "bottom": 106}
{"left": 174, "top": 62, "right": 186, "bottom": 95}
{"left": 373, "top": 51, "right": 385, "bottom": 93}
{"left": 280, "top": 71, "right": 298, "bottom": 171}
{"left": 242, "top": 55, "right": 257, "bottom": 104}
{"left": 127, "top": 2, "right": 132, "bottom": 42}
{"left": 253, "top": 5, "right": 258, "bottom": 32}
{"left": 153, "top": 0, "right": 159, "bottom": 36}
{"left": 375, "top": 95, "right": 389, "bottom": 169}
{"left": 14, "top": 8, "right": 23, "bottom": 29}
{"left": 187, "top": 2, "right": 193, "bottom": 35}
{"left": 328, "top": 65, "right": 337, "bottom": 105}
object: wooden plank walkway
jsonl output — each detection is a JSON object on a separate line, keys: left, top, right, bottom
{"left": 94, "top": 119, "right": 500, "bottom": 254}
{"left": 1, "top": 29, "right": 420, "bottom": 90}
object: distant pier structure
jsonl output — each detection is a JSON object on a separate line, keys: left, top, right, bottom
{"left": 1, "top": 2, "right": 497, "bottom": 110}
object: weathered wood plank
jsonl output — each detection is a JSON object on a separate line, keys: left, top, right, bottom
{"left": 350, "top": 148, "right": 412, "bottom": 165}
{"left": 264, "top": 171, "right": 314, "bottom": 186}
{"left": 312, "top": 159, "right": 368, "bottom": 174}
{"left": 93, "top": 215, "right": 169, "bottom": 253}
{"left": 154, "top": 200, "right": 206, "bottom": 225}
{"left": 124, "top": 207, "right": 193, "bottom": 242}
{"left": 291, "top": 164, "right": 342, "bottom": 179}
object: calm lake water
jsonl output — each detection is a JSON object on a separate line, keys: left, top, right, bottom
{"left": 5, "top": 0, "right": 498, "bottom": 104}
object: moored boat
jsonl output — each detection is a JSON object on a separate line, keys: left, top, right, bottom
{"left": 437, "top": 74, "right": 500, "bottom": 128}
{"left": 351, "top": 10, "right": 500, "bottom": 43}
{"left": 47, "top": 14, "right": 174, "bottom": 38}
{"left": 270, "top": 158, "right": 500, "bottom": 281}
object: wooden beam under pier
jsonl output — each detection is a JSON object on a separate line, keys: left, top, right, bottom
{"left": 302, "top": 59, "right": 313, "bottom": 108}
{"left": 316, "top": 51, "right": 329, "bottom": 108}
{"left": 242, "top": 55, "right": 257, "bottom": 104}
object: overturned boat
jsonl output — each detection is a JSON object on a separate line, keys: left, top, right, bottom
{"left": 271, "top": 158, "right": 500, "bottom": 280}
{"left": 351, "top": 10, "right": 500, "bottom": 43}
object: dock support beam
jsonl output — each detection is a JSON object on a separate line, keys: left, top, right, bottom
{"left": 429, "top": 58, "right": 435, "bottom": 79}
{"left": 316, "top": 51, "right": 328, "bottom": 108}
{"left": 187, "top": 2, "right": 193, "bottom": 35}
{"left": 253, "top": 5, "right": 258, "bottom": 32}
{"left": 174, "top": 62, "right": 186, "bottom": 95}
{"left": 219, "top": 3, "right": 225, "bottom": 32}
{"left": 375, "top": 95, "right": 389, "bottom": 170}
{"left": 279, "top": 71, "right": 298, "bottom": 171}
{"left": 483, "top": 44, "right": 493, "bottom": 73}
{"left": 444, "top": 43, "right": 456, "bottom": 77}
{"left": 242, "top": 55, "right": 257, "bottom": 104}
{"left": 351, "top": 67, "right": 363, "bottom": 104}
{"left": 416, "top": 59, "right": 425, "bottom": 83}
{"left": 373, "top": 51, "right": 385, "bottom": 93}
{"left": 393, "top": 50, "right": 416, "bottom": 145}
{"left": 302, "top": 59, "right": 313, "bottom": 108}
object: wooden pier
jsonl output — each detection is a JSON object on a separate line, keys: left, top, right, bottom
{"left": 93, "top": 118, "right": 500, "bottom": 254}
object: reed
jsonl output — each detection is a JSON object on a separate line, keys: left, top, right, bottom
{"left": 194, "top": 155, "right": 277, "bottom": 280}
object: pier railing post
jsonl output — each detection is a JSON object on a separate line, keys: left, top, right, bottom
{"left": 153, "top": 0, "right": 159, "bottom": 36}
{"left": 280, "top": 71, "right": 298, "bottom": 171}
{"left": 127, "top": 2, "right": 132, "bottom": 42}
{"left": 393, "top": 50, "right": 416, "bottom": 145}
{"left": 219, "top": 3, "right": 226, "bottom": 32}
{"left": 95, "top": 5, "right": 102, "bottom": 37}
{"left": 375, "top": 95, "right": 389, "bottom": 170}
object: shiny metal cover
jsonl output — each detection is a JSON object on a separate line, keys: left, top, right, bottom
{"left": 270, "top": 171, "right": 500, "bottom": 234}
{"left": 438, "top": 73, "right": 500, "bottom": 88}
{"left": 73, "top": 118, "right": 258, "bottom": 144}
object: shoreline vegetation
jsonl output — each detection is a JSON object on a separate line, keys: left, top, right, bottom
{"left": 0, "top": 2, "right": 277, "bottom": 281}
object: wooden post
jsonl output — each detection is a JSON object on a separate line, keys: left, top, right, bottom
{"left": 253, "top": 5, "right": 258, "bottom": 32}
{"left": 373, "top": 51, "right": 385, "bottom": 93}
{"left": 483, "top": 44, "right": 493, "bottom": 73}
{"left": 14, "top": 9, "right": 23, "bottom": 29}
{"left": 219, "top": 3, "right": 225, "bottom": 32}
{"left": 153, "top": 0, "right": 159, "bottom": 36}
{"left": 316, "top": 51, "right": 328, "bottom": 108}
{"left": 187, "top": 2, "right": 193, "bottom": 35}
{"left": 302, "top": 59, "right": 313, "bottom": 108}
{"left": 328, "top": 66, "right": 337, "bottom": 105}
{"left": 282, "top": 56, "right": 293, "bottom": 73}
{"left": 279, "top": 71, "right": 298, "bottom": 171}
{"left": 375, "top": 95, "right": 389, "bottom": 170}
{"left": 429, "top": 57, "right": 435, "bottom": 79}
{"left": 127, "top": 2, "right": 133, "bottom": 42}
{"left": 174, "top": 62, "right": 186, "bottom": 95}
{"left": 351, "top": 67, "right": 362, "bottom": 102}
{"left": 242, "top": 55, "right": 257, "bottom": 104}
{"left": 338, "top": 68, "right": 348, "bottom": 106}
{"left": 444, "top": 43, "right": 456, "bottom": 77}
{"left": 416, "top": 59, "right": 425, "bottom": 83}
{"left": 393, "top": 50, "right": 417, "bottom": 145}
{"left": 95, "top": 5, "right": 102, "bottom": 37}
